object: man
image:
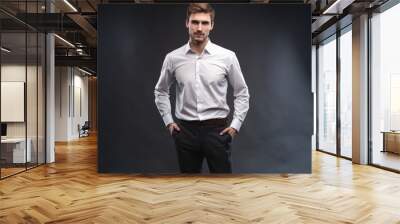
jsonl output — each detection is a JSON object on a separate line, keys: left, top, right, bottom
{"left": 154, "top": 3, "right": 250, "bottom": 173}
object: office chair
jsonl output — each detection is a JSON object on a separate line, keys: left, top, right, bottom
{"left": 79, "top": 121, "right": 90, "bottom": 138}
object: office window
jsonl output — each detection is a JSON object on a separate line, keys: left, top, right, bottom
{"left": 340, "top": 28, "right": 352, "bottom": 158}
{"left": 318, "top": 36, "right": 337, "bottom": 154}
{"left": 371, "top": 2, "right": 400, "bottom": 171}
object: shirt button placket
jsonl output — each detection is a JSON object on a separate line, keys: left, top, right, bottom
{"left": 195, "top": 57, "right": 201, "bottom": 120}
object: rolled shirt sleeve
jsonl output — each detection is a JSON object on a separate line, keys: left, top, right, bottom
{"left": 227, "top": 53, "right": 250, "bottom": 132}
{"left": 154, "top": 54, "right": 175, "bottom": 127}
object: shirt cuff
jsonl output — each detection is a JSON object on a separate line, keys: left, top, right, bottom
{"left": 162, "top": 114, "right": 174, "bottom": 127}
{"left": 230, "top": 118, "right": 243, "bottom": 132}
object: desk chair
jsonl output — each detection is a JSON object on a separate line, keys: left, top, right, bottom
{"left": 78, "top": 121, "right": 90, "bottom": 138}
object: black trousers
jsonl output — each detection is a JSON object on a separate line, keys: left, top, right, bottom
{"left": 172, "top": 119, "right": 233, "bottom": 173}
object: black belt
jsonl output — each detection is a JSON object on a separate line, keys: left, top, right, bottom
{"left": 178, "top": 118, "right": 227, "bottom": 126}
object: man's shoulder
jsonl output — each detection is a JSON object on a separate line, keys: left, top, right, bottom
{"left": 210, "top": 42, "right": 236, "bottom": 57}
{"left": 165, "top": 44, "right": 187, "bottom": 58}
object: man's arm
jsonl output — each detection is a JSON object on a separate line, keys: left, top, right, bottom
{"left": 154, "top": 54, "right": 175, "bottom": 127}
{"left": 227, "top": 52, "right": 250, "bottom": 132}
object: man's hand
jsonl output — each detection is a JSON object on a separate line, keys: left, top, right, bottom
{"left": 220, "top": 127, "right": 237, "bottom": 139}
{"left": 167, "top": 123, "right": 181, "bottom": 135}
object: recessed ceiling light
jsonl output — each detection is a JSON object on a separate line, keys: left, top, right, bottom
{"left": 63, "top": 0, "right": 78, "bottom": 12}
{"left": 1, "top": 47, "right": 11, "bottom": 53}
{"left": 54, "top": 34, "right": 75, "bottom": 48}
{"left": 78, "top": 67, "right": 92, "bottom": 76}
{"left": 323, "top": 0, "right": 345, "bottom": 15}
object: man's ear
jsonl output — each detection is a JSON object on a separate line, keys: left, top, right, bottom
{"left": 186, "top": 19, "right": 189, "bottom": 28}
{"left": 210, "top": 21, "right": 214, "bottom": 30}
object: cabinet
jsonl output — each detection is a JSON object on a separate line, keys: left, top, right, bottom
{"left": 382, "top": 132, "right": 400, "bottom": 154}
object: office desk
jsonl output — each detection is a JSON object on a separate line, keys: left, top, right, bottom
{"left": 382, "top": 131, "right": 400, "bottom": 154}
{"left": 1, "top": 138, "right": 31, "bottom": 163}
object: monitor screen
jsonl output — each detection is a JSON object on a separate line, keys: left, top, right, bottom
{"left": 1, "top": 123, "right": 7, "bottom": 137}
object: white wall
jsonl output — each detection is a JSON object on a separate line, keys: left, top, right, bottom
{"left": 55, "top": 67, "right": 89, "bottom": 141}
{"left": 72, "top": 73, "right": 89, "bottom": 138}
{"left": 55, "top": 66, "right": 70, "bottom": 141}
{"left": 1, "top": 65, "right": 26, "bottom": 137}
{"left": 1, "top": 65, "right": 41, "bottom": 138}
{"left": 1, "top": 63, "right": 46, "bottom": 164}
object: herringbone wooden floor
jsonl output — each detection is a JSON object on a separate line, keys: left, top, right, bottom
{"left": 1, "top": 135, "right": 400, "bottom": 224}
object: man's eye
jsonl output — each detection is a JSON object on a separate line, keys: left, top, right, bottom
{"left": 201, "top": 22, "right": 209, "bottom": 25}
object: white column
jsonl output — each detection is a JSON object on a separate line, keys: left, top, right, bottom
{"left": 352, "top": 14, "right": 369, "bottom": 164}
{"left": 46, "top": 33, "right": 55, "bottom": 163}
{"left": 46, "top": 1, "right": 55, "bottom": 163}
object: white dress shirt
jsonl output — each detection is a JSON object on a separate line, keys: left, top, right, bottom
{"left": 154, "top": 40, "right": 250, "bottom": 131}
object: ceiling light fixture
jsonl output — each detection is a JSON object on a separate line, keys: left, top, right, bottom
{"left": 54, "top": 34, "right": 75, "bottom": 48}
{"left": 76, "top": 48, "right": 85, "bottom": 55}
{"left": 1, "top": 47, "right": 11, "bottom": 53}
{"left": 322, "top": 0, "right": 344, "bottom": 15}
{"left": 78, "top": 67, "right": 92, "bottom": 76}
{"left": 63, "top": 0, "right": 78, "bottom": 12}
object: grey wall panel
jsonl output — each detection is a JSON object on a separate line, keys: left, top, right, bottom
{"left": 98, "top": 4, "right": 312, "bottom": 173}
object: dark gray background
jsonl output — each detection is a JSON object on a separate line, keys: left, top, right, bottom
{"left": 98, "top": 4, "right": 312, "bottom": 173}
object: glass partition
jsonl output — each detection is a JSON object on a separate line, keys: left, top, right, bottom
{"left": 1, "top": 31, "right": 28, "bottom": 177}
{"left": 0, "top": 1, "right": 46, "bottom": 179}
{"left": 27, "top": 30, "right": 38, "bottom": 169}
{"left": 317, "top": 36, "right": 337, "bottom": 155}
{"left": 38, "top": 32, "right": 45, "bottom": 165}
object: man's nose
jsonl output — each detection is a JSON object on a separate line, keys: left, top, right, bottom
{"left": 197, "top": 24, "right": 203, "bottom": 31}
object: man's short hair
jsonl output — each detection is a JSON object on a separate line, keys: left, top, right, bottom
{"left": 186, "top": 3, "right": 215, "bottom": 23}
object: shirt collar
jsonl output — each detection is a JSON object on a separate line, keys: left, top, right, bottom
{"left": 185, "top": 39, "right": 214, "bottom": 55}
{"left": 204, "top": 39, "right": 214, "bottom": 55}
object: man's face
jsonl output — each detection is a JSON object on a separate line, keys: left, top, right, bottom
{"left": 186, "top": 12, "right": 214, "bottom": 44}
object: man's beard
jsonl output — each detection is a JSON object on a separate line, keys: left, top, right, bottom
{"left": 191, "top": 33, "right": 207, "bottom": 44}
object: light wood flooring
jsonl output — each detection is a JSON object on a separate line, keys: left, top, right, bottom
{"left": 1, "top": 167, "right": 26, "bottom": 178}
{"left": 0, "top": 135, "right": 400, "bottom": 223}
{"left": 372, "top": 151, "right": 400, "bottom": 171}
{"left": 1, "top": 163, "right": 44, "bottom": 178}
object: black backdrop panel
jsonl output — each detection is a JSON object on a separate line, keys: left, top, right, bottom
{"left": 98, "top": 4, "right": 312, "bottom": 173}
